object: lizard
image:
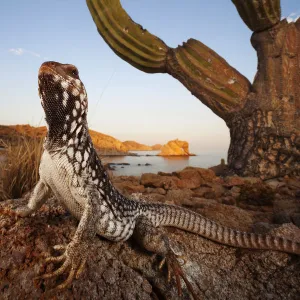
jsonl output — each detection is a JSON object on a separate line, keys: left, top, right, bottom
{"left": 15, "top": 61, "right": 300, "bottom": 298}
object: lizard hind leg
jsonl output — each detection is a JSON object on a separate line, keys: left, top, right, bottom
{"left": 132, "top": 217, "right": 198, "bottom": 299}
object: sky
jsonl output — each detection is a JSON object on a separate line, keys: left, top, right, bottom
{"left": 0, "top": 1, "right": 299, "bottom": 155}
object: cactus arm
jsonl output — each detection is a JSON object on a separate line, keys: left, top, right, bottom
{"left": 87, "top": 0, "right": 251, "bottom": 119}
{"left": 232, "top": 0, "right": 281, "bottom": 32}
{"left": 86, "top": 0, "right": 168, "bottom": 73}
{"left": 167, "top": 39, "right": 251, "bottom": 118}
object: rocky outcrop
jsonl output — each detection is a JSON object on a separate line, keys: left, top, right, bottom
{"left": 151, "top": 144, "right": 162, "bottom": 150}
{"left": 157, "top": 139, "right": 193, "bottom": 156}
{"left": 1, "top": 169, "right": 300, "bottom": 299}
{"left": 89, "top": 130, "right": 128, "bottom": 154}
{"left": 123, "top": 141, "right": 162, "bottom": 151}
{"left": 122, "top": 141, "right": 152, "bottom": 151}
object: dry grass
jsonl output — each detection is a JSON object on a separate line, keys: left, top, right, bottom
{"left": 0, "top": 136, "right": 44, "bottom": 201}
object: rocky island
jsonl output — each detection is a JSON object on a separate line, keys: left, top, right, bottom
{"left": 157, "top": 139, "right": 194, "bottom": 156}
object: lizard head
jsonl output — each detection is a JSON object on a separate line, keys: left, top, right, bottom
{"left": 38, "top": 61, "right": 88, "bottom": 140}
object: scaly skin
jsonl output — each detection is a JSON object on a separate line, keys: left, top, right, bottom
{"left": 15, "top": 61, "right": 300, "bottom": 298}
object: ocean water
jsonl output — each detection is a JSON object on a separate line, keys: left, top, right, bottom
{"left": 103, "top": 151, "right": 225, "bottom": 176}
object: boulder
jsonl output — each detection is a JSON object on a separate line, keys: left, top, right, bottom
{"left": 114, "top": 181, "right": 145, "bottom": 194}
{"left": 173, "top": 167, "right": 216, "bottom": 189}
{"left": 140, "top": 173, "right": 179, "bottom": 190}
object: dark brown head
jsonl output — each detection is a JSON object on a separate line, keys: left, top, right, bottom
{"left": 38, "top": 61, "right": 88, "bottom": 142}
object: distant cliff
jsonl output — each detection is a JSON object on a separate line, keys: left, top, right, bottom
{"left": 151, "top": 144, "right": 162, "bottom": 151}
{"left": 0, "top": 125, "right": 128, "bottom": 155}
{"left": 123, "top": 141, "right": 162, "bottom": 151}
{"left": 157, "top": 139, "right": 193, "bottom": 156}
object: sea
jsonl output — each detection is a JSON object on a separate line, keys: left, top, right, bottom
{"left": 103, "top": 151, "right": 226, "bottom": 176}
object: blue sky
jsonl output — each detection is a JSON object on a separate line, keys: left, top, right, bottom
{"left": 0, "top": 1, "right": 299, "bottom": 154}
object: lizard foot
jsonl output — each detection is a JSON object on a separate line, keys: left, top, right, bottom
{"left": 39, "top": 242, "right": 87, "bottom": 290}
{"left": 159, "top": 251, "right": 198, "bottom": 299}
{"left": 14, "top": 206, "right": 34, "bottom": 217}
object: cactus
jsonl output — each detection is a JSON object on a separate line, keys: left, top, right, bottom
{"left": 87, "top": 0, "right": 168, "bottom": 73}
{"left": 232, "top": 0, "right": 281, "bottom": 32}
{"left": 86, "top": 0, "right": 300, "bottom": 179}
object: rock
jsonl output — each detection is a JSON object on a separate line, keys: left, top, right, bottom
{"left": 145, "top": 193, "right": 166, "bottom": 203}
{"left": 151, "top": 144, "right": 162, "bottom": 150}
{"left": 165, "top": 189, "right": 194, "bottom": 206}
{"left": 196, "top": 202, "right": 255, "bottom": 231}
{"left": 237, "top": 182, "right": 275, "bottom": 206}
{"left": 273, "top": 211, "right": 292, "bottom": 225}
{"left": 192, "top": 187, "right": 212, "bottom": 198}
{"left": 252, "top": 222, "right": 279, "bottom": 234}
{"left": 174, "top": 167, "right": 216, "bottom": 186}
{"left": 145, "top": 187, "right": 166, "bottom": 195}
{"left": 265, "top": 179, "right": 286, "bottom": 189}
{"left": 221, "top": 196, "right": 236, "bottom": 206}
{"left": 122, "top": 141, "right": 153, "bottom": 151}
{"left": 205, "top": 183, "right": 226, "bottom": 198}
{"left": 175, "top": 168, "right": 204, "bottom": 189}
{"left": 223, "top": 176, "right": 245, "bottom": 187}
{"left": 209, "top": 159, "right": 228, "bottom": 176}
{"left": 291, "top": 213, "right": 300, "bottom": 228}
{"left": 1, "top": 199, "right": 300, "bottom": 299}
{"left": 157, "top": 139, "right": 193, "bottom": 156}
{"left": 243, "top": 177, "right": 263, "bottom": 185}
{"left": 140, "top": 173, "right": 179, "bottom": 190}
{"left": 285, "top": 178, "right": 300, "bottom": 189}
{"left": 114, "top": 181, "right": 145, "bottom": 194}
{"left": 183, "top": 197, "right": 218, "bottom": 208}
{"left": 112, "top": 176, "right": 140, "bottom": 185}
{"left": 157, "top": 171, "right": 173, "bottom": 176}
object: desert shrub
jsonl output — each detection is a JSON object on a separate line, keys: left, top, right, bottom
{"left": 0, "top": 136, "right": 43, "bottom": 201}
{"left": 237, "top": 182, "right": 275, "bottom": 206}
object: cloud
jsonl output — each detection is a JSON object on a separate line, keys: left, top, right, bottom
{"left": 9, "top": 48, "right": 41, "bottom": 58}
{"left": 9, "top": 48, "right": 24, "bottom": 55}
{"left": 286, "top": 11, "right": 300, "bottom": 23}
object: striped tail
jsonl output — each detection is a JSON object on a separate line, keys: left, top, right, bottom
{"left": 139, "top": 203, "right": 300, "bottom": 255}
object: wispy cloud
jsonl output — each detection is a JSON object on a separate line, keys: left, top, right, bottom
{"left": 286, "top": 11, "right": 300, "bottom": 23}
{"left": 9, "top": 48, "right": 42, "bottom": 58}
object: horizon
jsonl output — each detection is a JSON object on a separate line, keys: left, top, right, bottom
{"left": 1, "top": 1, "right": 299, "bottom": 155}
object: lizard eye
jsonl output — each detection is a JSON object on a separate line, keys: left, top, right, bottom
{"left": 71, "top": 68, "right": 79, "bottom": 77}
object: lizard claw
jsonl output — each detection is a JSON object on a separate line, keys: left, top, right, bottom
{"left": 39, "top": 242, "right": 88, "bottom": 290}
{"left": 159, "top": 251, "right": 198, "bottom": 299}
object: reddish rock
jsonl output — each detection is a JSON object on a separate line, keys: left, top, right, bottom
{"left": 192, "top": 187, "right": 212, "bottom": 198}
{"left": 114, "top": 182, "right": 145, "bottom": 194}
{"left": 224, "top": 176, "right": 246, "bottom": 187}
{"left": 165, "top": 189, "right": 194, "bottom": 205}
{"left": 173, "top": 167, "right": 216, "bottom": 189}
{"left": 140, "top": 173, "right": 178, "bottom": 190}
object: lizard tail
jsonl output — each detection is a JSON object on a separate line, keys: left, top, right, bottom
{"left": 139, "top": 203, "right": 300, "bottom": 255}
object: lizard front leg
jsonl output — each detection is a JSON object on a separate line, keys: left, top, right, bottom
{"left": 132, "top": 217, "right": 198, "bottom": 299}
{"left": 15, "top": 180, "right": 51, "bottom": 217}
{"left": 40, "top": 189, "right": 97, "bottom": 290}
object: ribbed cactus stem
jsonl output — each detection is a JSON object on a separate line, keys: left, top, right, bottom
{"left": 232, "top": 0, "right": 281, "bottom": 32}
{"left": 87, "top": 0, "right": 168, "bottom": 73}
{"left": 167, "top": 39, "right": 251, "bottom": 118}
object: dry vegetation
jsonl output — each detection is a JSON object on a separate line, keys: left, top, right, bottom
{"left": 0, "top": 136, "right": 43, "bottom": 201}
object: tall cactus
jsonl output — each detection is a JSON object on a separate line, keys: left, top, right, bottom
{"left": 87, "top": 0, "right": 300, "bottom": 179}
